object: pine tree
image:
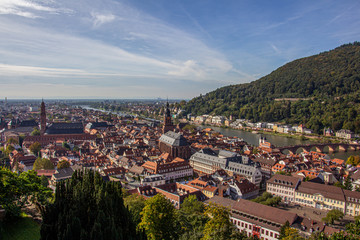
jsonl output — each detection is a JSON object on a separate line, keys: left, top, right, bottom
{"left": 40, "top": 170, "right": 142, "bottom": 240}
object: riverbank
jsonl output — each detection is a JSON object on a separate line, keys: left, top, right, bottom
{"left": 191, "top": 122, "right": 350, "bottom": 145}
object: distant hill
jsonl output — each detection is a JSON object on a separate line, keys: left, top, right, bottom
{"left": 184, "top": 42, "right": 360, "bottom": 134}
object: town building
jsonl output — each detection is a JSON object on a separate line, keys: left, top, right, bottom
{"left": 159, "top": 131, "right": 191, "bottom": 160}
{"left": 141, "top": 174, "right": 166, "bottom": 187}
{"left": 142, "top": 157, "right": 193, "bottom": 182}
{"left": 267, "top": 175, "right": 301, "bottom": 203}
{"left": 190, "top": 148, "right": 262, "bottom": 186}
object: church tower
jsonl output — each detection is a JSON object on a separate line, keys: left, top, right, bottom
{"left": 40, "top": 99, "right": 46, "bottom": 135}
{"left": 162, "top": 101, "right": 174, "bottom": 133}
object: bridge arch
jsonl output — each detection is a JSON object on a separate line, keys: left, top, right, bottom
{"left": 309, "top": 146, "right": 323, "bottom": 153}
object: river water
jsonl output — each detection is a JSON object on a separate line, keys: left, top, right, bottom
{"left": 79, "top": 106, "right": 358, "bottom": 160}
{"left": 198, "top": 126, "right": 358, "bottom": 160}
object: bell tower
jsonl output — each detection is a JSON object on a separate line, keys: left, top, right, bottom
{"left": 162, "top": 101, "right": 174, "bottom": 133}
{"left": 40, "top": 99, "right": 46, "bottom": 135}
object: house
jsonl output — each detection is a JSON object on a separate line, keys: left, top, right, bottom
{"left": 294, "top": 182, "right": 346, "bottom": 213}
{"left": 141, "top": 174, "right": 166, "bottom": 187}
{"left": 142, "top": 157, "right": 193, "bottom": 182}
{"left": 267, "top": 175, "right": 301, "bottom": 203}
{"left": 190, "top": 148, "right": 262, "bottom": 186}
{"left": 205, "top": 196, "right": 298, "bottom": 240}
{"left": 335, "top": 129, "right": 355, "bottom": 139}
{"left": 228, "top": 178, "right": 259, "bottom": 200}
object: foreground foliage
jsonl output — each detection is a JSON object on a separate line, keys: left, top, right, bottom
{"left": 138, "top": 194, "right": 178, "bottom": 240}
{"left": 0, "top": 167, "right": 53, "bottom": 218}
{"left": 40, "top": 170, "right": 142, "bottom": 240}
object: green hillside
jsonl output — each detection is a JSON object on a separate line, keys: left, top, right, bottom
{"left": 184, "top": 42, "right": 360, "bottom": 134}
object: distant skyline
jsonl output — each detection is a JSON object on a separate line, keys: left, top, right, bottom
{"left": 0, "top": 0, "right": 359, "bottom": 99}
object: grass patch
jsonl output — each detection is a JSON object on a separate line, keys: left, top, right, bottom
{"left": 0, "top": 213, "right": 40, "bottom": 240}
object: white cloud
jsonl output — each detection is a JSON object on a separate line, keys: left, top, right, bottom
{"left": 91, "top": 12, "right": 115, "bottom": 27}
{"left": 168, "top": 60, "right": 205, "bottom": 78}
{"left": 0, "top": 0, "right": 62, "bottom": 18}
{"left": 0, "top": 0, "right": 257, "bottom": 98}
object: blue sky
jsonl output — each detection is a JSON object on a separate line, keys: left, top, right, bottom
{"left": 0, "top": 0, "right": 359, "bottom": 99}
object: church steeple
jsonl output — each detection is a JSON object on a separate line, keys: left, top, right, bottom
{"left": 40, "top": 99, "right": 46, "bottom": 135}
{"left": 163, "top": 100, "right": 174, "bottom": 134}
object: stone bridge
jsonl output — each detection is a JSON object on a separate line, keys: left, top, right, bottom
{"left": 277, "top": 143, "right": 360, "bottom": 155}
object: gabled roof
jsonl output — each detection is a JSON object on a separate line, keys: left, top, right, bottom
{"left": 45, "top": 122, "right": 84, "bottom": 135}
{"left": 159, "top": 131, "right": 189, "bottom": 147}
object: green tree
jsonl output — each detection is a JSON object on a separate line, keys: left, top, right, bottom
{"left": 177, "top": 195, "right": 208, "bottom": 240}
{"left": 201, "top": 202, "right": 239, "bottom": 240}
{"left": 345, "top": 215, "right": 360, "bottom": 237}
{"left": 62, "top": 141, "right": 71, "bottom": 150}
{"left": 33, "top": 158, "right": 54, "bottom": 170}
{"left": 0, "top": 167, "right": 53, "bottom": 218}
{"left": 279, "top": 221, "right": 290, "bottom": 239}
{"left": 40, "top": 170, "right": 140, "bottom": 240}
{"left": 40, "top": 175, "right": 49, "bottom": 187}
{"left": 282, "top": 227, "right": 304, "bottom": 240}
{"left": 124, "top": 194, "right": 146, "bottom": 225}
{"left": 7, "top": 138, "right": 18, "bottom": 145}
{"left": 31, "top": 128, "right": 41, "bottom": 136}
{"left": 29, "top": 142, "right": 42, "bottom": 157}
{"left": 251, "top": 192, "right": 282, "bottom": 207}
{"left": 346, "top": 155, "right": 360, "bottom": 166}
{"left": 4, "top": 145, "right": 15, "bottom": 155}
{"left": 139, "top": 194, "right": 178, "bottom": 240}
{"left": 57, "top": 160, "right": 70, "bottom": 169}
{"left": 322, "top": 209, "right": 344, "bottom": 225}
{"left": 344, "top": 175, "right": 353, "bottom": 191}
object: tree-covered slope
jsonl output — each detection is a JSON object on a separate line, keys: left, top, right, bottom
{"left": 184, "top": 42, "right": 360, "bottom": 134}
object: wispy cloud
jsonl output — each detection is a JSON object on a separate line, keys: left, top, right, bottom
{"left": 91, "top": 12, "right": 115, "bottom": 27}
{"left": 0, "top": 0, "right": 70, "bottom": 18}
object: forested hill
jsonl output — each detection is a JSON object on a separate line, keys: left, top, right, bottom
{"left": 184, "top": 42, "right": 360, "bottom": 134}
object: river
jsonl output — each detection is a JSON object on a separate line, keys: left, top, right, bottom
{"left": 198, "top": 126, "right": 358, "bottom": 160}
{"left": 79, "top": 106, "right": 358, "bottom": 160}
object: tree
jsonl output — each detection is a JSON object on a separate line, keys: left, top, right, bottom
{"left": 282, "top": 227, "right": 303, "bottom": 240}
{"left": 31, "top": 128, "right": 41, "bottom": 136}
{"left": 124, "top": 194, "right": 146, "bottom": 225}
{"left": 7, "top": 138, "right": 18, "bottom": 145}
{"left": 33, "top": 158, "right": 54, "bottom": 170}
{"left": 346, "top": 155, "right": 360, "bottom": 166}
{"left": 57, "top": 160, "right": 70, "bottom": 169}
{"left": 139, "top": 194, "right": 178, "bottom": 240}
{"left": 344, "top": 175, "right": 353, "bottom": 191}
{"left": 29, "top": 142, "right": 41, "bottom": 157}
{"left": 62, "top": 141, "right": 71, "bottom": 150}
{"left": 201, "top": 202, "right": 240, "bottom": 240}
{"left": 0, "top": 167, "right": 53, "bottom": 219}
{"left": 177, "top": 195, "right": 208, "bottom": 240}
{"left": 345, "top": 215, "right": 360, "bottom": 237}
{"left": 322, "top": 209, "right": 344, "bottom": 225}
{"left": 251, "top": 192, "right": 282, "bottom": 207}
{"left": 41, "top": 170, "right": 140, "bottom": 240}
{"left": 40, "top": 175, "right": 49, "bottom": 187}
{"left": 279, "top": 221, "right": 290, "bottom": 239}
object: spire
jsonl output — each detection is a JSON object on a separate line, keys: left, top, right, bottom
{"left": 40, "top": 99, "right": 46, "bottom": 135}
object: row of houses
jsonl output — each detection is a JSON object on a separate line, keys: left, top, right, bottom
{"left": 267, "top": 174, "right": 360, "bottom": 217}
